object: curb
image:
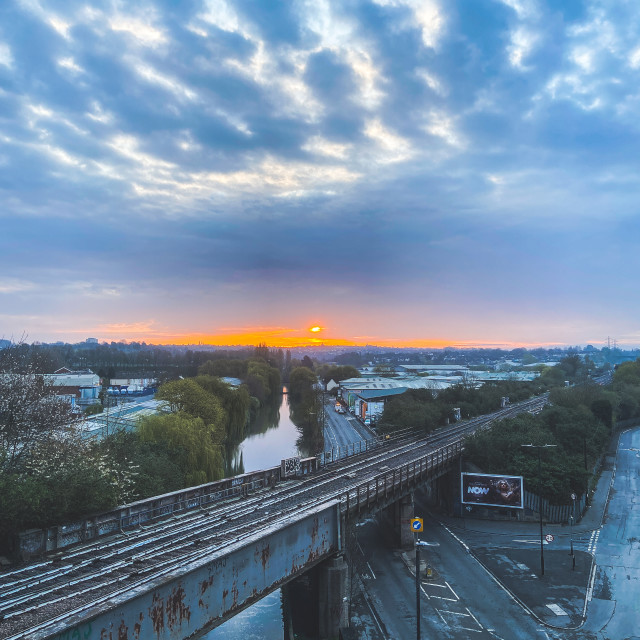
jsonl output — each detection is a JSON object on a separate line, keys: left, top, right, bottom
{"left": 438, "top": 520, "right": 591, "bottom": 632}
{"left": 399, "top": 551, "right": 440, "bottom": 582}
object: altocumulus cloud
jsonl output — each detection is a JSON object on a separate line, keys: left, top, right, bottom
{"left": 1, "top": 0, "right": 640, "bottom": 345}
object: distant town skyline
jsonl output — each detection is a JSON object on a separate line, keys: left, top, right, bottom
{"left": 1, "top": 1, "right": 640, "bottom": 348}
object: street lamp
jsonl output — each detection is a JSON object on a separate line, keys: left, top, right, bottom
{"left": 521, "top": 444, "right": 557, "bottom": 577}
{"left": 570, "top": 492, "right": 576, "bottom": 569}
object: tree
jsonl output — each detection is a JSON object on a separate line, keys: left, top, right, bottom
{"left": 138, "top": 412, "right": 225, "bottom": 485}
{"left": 193, "top": 375, "right": 251, "bottom": 442}
{"left": 156, "top": 378, "right": 226, "bottom": 429}
{"left": 315, "top": 365, "right": 360, "bottom": 385}
{"left": 0, "top": 346, "right": 76, "bottom": 472}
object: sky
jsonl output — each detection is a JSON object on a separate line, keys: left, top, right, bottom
{"left": 1, "top": 0, "right": 639, "bottom": 349}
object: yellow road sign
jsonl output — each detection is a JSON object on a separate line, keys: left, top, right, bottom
{"left": 411, "top": 517, "right": 423, "bottom": 532}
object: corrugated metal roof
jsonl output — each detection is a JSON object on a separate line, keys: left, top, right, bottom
{"left": 357, "top": 388, "right": 408, "bottom": 400}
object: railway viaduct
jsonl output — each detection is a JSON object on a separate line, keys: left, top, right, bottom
{"left": 2, "top": 396, "right": 547, "bottom": 640}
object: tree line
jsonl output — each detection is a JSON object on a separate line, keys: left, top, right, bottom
{"left": 462, "top": 361, "right": 640, "bottom": 505}
{"left": 0, "top": 345, "right": 282, "bottom": 556}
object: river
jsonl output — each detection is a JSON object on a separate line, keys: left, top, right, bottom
{"left": 205, "top": 388, "right": 308, "bottom": 639}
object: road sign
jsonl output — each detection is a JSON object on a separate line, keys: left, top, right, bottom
{"left": 411, "top": 518, "right": 423, "bottom": 532}
{"left": 545, "top": 534, "right": 554, "bottom": 542}
{"left": 571, "top": 493, "right": 577, "bottom": 500}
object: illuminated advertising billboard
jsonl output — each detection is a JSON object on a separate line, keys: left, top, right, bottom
{"left": 461, "top": 472, "right": 524, "bottom": 509}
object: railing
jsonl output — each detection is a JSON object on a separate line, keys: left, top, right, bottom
{"left": 339, "top": 441, "right": 463, "bottom": 519}
{"left": 316, "top": 428, "right": 420, "bottom": 466}
{"left": 18, "top": 427, "right": 462, "bottom": 558}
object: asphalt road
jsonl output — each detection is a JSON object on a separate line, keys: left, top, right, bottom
{"left": 323, "top": 399, "right": 374, "bottom": 453}
{"left": 353, "top": 514, "right": 555, "bottom": 640}
{"left": 580, "top": 425, "right": 640, "bottom": 639}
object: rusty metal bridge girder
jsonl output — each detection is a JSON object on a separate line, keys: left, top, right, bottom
{"left": 32, "top": 503, "right": 341, "bottom": 640}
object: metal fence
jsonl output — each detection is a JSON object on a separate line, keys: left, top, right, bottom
{"left": 523, "top": 490, "right": 586, "bottom": 524}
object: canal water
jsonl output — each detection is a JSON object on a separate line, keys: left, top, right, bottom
{"left": 205, "top": 389, "right": 309, "bottom": 639}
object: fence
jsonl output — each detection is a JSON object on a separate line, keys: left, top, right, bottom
{"left": 523, "top": 490, "right": 586, "bottom": 524}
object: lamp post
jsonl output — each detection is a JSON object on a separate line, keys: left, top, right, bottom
{"left": 521, "top": 444, "right": 557, "bottom": 576}
{"left": 570, "top": 492, "right": 576, "bottom": 569}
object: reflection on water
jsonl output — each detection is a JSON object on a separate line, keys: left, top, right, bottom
{"left": 204, "top": 591, "right": 284, "bottom": 640}
{"left": 224, "top": 389, "right": 310, "bottom": 477}
{"left": 207, "top": 389, "right": 310, "bottom": 639}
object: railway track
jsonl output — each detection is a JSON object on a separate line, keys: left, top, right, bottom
{"left": 0, "top": 393, "right": 549, "bottom": 639}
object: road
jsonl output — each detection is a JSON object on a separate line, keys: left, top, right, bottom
{"left": 323, "top": 397, "right": 375, "bottom": 454}
{"left": 366, "top": 424, "right": 640, "bottom": 640}
{"left": 354, "top": 513, "right": 555, "bottom": 640}
{"left": 579, "top": 425, "right": 640, "bottom": 639}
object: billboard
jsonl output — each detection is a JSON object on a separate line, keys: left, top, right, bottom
{"left": 461, "top": 472, "right": 524, "bottom": 509}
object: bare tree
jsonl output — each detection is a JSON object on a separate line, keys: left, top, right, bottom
{"left": 0, "top": 344, "right": 76, "bottom": 472}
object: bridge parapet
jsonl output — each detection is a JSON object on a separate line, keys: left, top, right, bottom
{"left": 337, "top": 441, "right": 463, "bottom": 521}
{"left": 19, "top": 458, "right": 319, "bottom": 558}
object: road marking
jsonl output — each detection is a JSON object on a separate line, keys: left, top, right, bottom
{"left": 585, "top": 558, "right": 598, "bottom": 605}
{"left": 360, "top": 586, "right": 388, "bottom": 639}
{"left": 546, "top": 603, "right": 568, "bottom": 616}
{"left": 428, "top": 595, "right": 458, "bottom": 602}
{"left": 445, "top": 581, "right": 460, "bottom": 600}
{"left": 434, "top": 608, "right": 448, "bottom": 624}
{"left": 440, "top": 524, "right": 469, "bottom": 552}
{"left": 440, "top": 610, "right": 471, "bottom": 617}
{"left": 587, "top": 529, "right": 601, "bottom": 554}
{"left": 465, "top": 606, "right": 483, "bottom": 628}
{"left": 420, "top": 585, "right": 431, "bottom": 600}
{"left": 366, "top": 561, "right": 376, "bottom": 579}
{"left": 422, "top": 582, "right": 447, "bottom": 588}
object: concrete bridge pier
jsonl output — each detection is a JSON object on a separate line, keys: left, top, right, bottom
{"left": 318, "top": 554, "right": 349, "bottom": 639}
{"left": 378, "top": 494, "right": 416, "bottom": 548}
{"left": 284, "top": 553, "right": 349, "bottom": 639}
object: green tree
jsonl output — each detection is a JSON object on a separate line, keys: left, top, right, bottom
{"left": 138, "top": 413, "right": 224, "bottom": 485}
{"left": 193, "top": 375, "right": 251, "bottom": 442}
{"left": 156, "top": 378, "right": 226, "bottom": 428}
{"left": 316, "top": 365, "right": 360, "bottom": 385}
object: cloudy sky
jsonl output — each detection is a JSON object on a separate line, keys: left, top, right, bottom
{"left": 1, "top": 0, "right": 639, "bottom": 348}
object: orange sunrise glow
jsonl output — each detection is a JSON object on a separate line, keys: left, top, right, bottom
{"left": 80, "top": 324, "right": 559, "bottom": 350}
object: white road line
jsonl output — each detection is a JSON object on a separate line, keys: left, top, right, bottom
{"left": 420, "top": 585, "right": 431, "bottom": 600}
{"left": 434, "top": 608, "right": 448, "bottom": 624}
{"left": 428, "top": 595, "right": 458, "bottom": 602}
{"left": 585, "top": 558, "right": 598, "bottom": 605}
{"left": 422, "top": 582, "right": 447, "bottom": 588}
{"left": 465, "top": 607, "right": 483, "bottom": 628}
{"left": 366, "top": 561, "right": 376, "bottom": 579}
{"left": 445, "top": 581, "right": 460, "bottom": 600}
{"left": 452, "top": 626, "right": 483, "bottom": 633}
{"left": 440, "top": 610, "right": 471, "bottom": 617}
{"left": 440, "top": 524, "right": 470, "bottom": 552}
